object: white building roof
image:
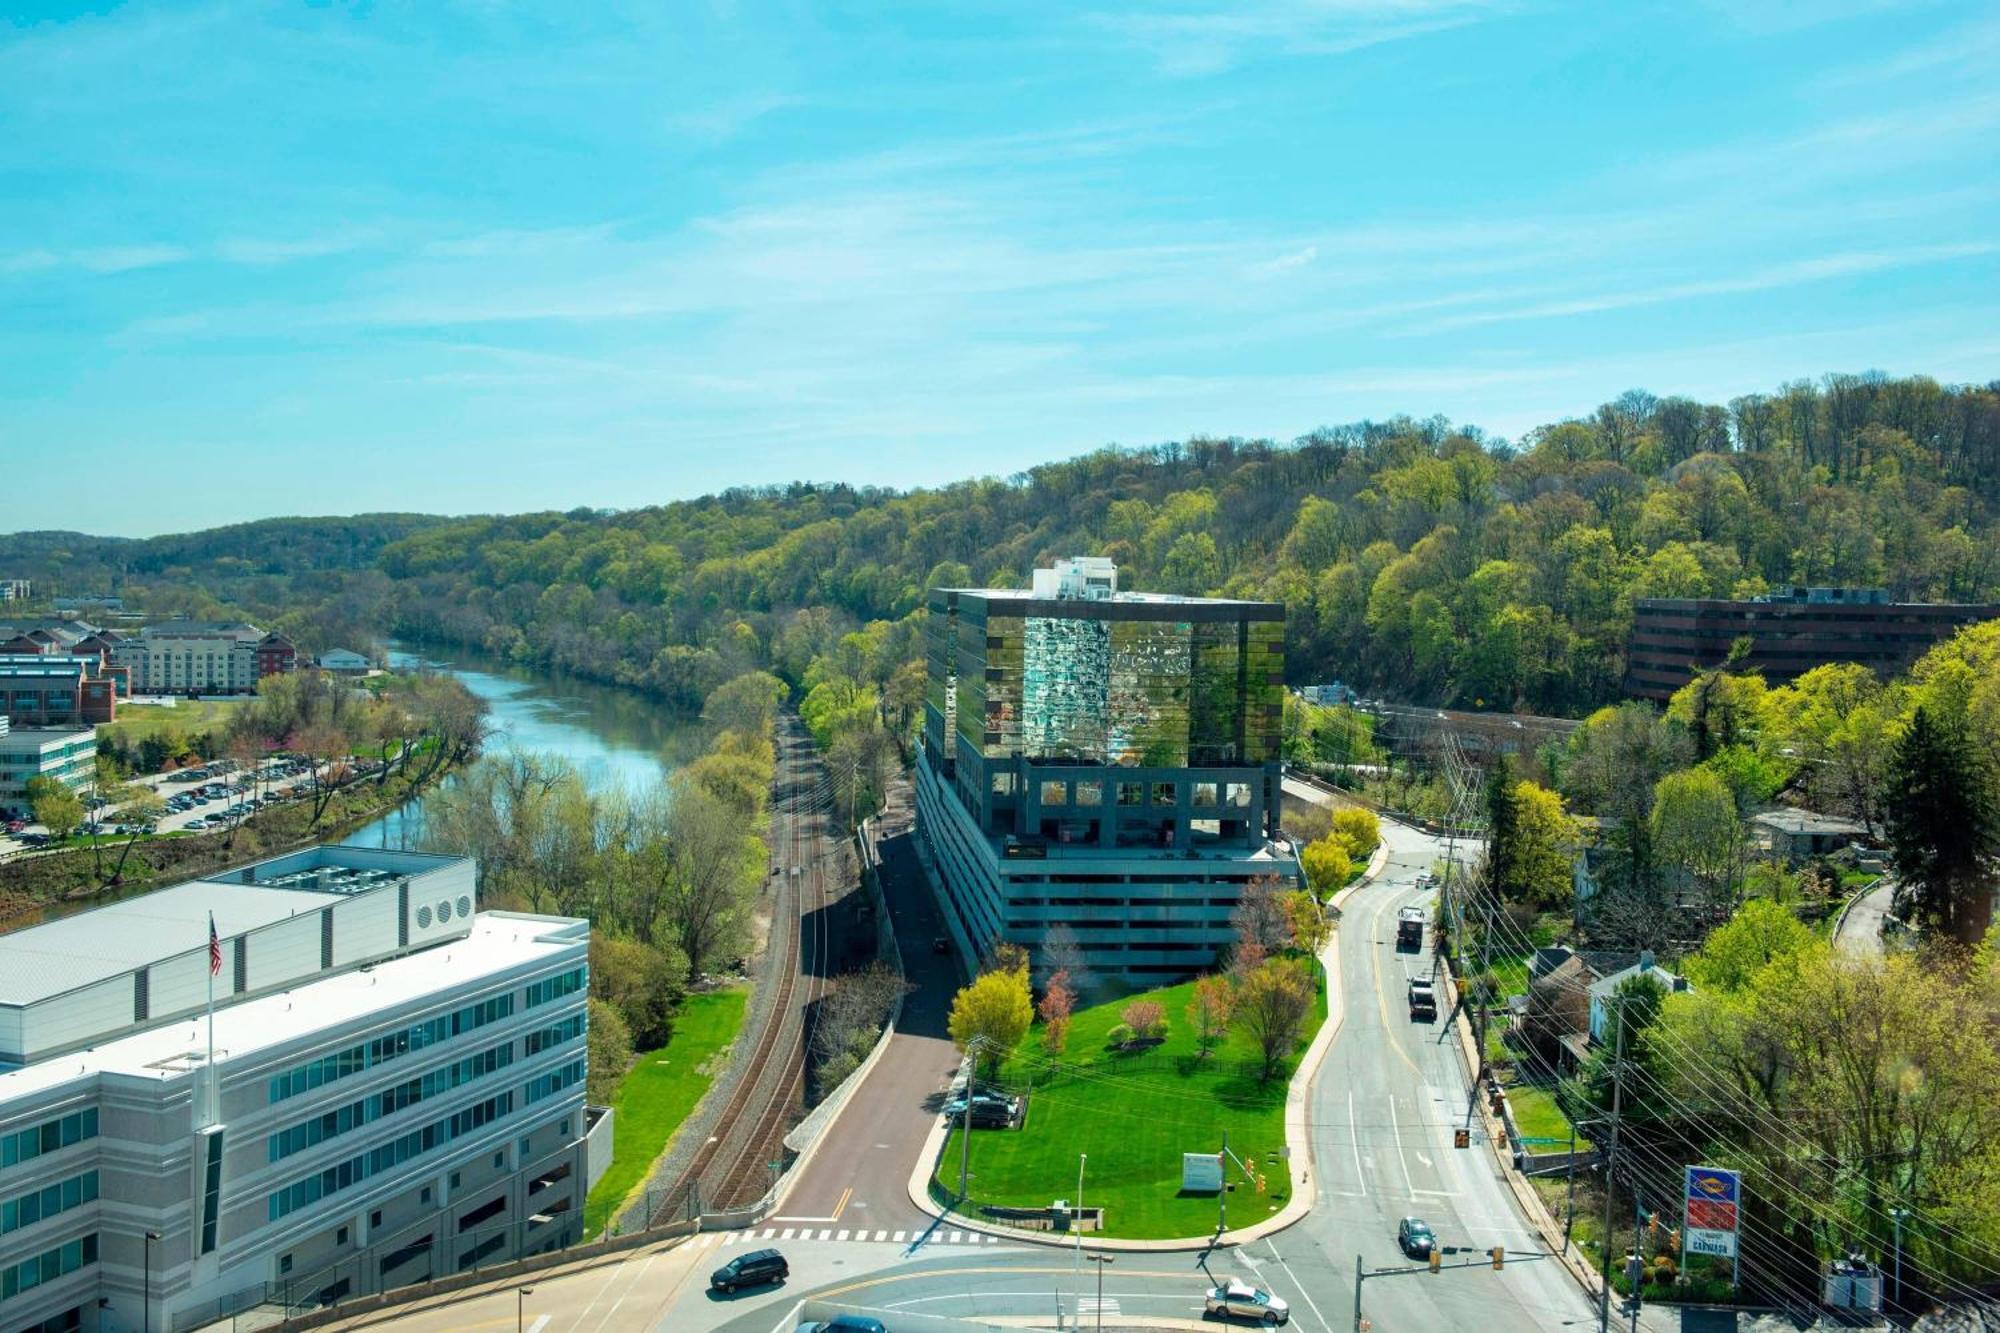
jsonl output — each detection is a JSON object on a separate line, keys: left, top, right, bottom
{"left": 0, "top": 880, "right": 347, "bottom": 1005}
{"left": 0, "top": 913, "right": 585, "bottom": 1103}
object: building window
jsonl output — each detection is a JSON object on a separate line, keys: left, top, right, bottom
{"left": 449, "top": 1171, "right": 461, "bottom": 1191}
{"left": 1192, "top": 782, "right": 1219, "bottom": 807}
{"left": 279, "top": 1255, "right": 293, "bottom": 1275}
{"left": 1225, "top": 782, "right": 1251, "bottom": 808}
{"left": 370, "top": 1210, "right": 382, "bottom": 1229}
{"left": 990, "top": 772, "right": 1016, "bottom": 795}
{"left": 336, "top": 1226, "right": 349, "bottom": 1246}
{"left": 1073, "top": 781, "right": 1102, "bottom": 807}
{"left": 1152, "top": 783, "right": 1176, "bottom": 806}
{"left": 1117, "top": 783, "right": 1144, "bottom": 807}
{"left": 492, "top": 1152, "right": 504, "bottom": 1170}
{"left": 1039, "top": 780, "right": 1068, "bottom": 806}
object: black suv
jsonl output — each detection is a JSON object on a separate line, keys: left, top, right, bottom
{"left": 710, "top": 1248, "right": 788, "bottom": 1293}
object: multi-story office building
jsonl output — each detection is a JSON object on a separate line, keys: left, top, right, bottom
{"left": 0, "top": 656, "right": 120, "bottom": 727}
{"left": 112, "top": 624, "right": 296, "bottom": 697}
{"left": 0, "top": 723, "right": 97, "bottom": 814}
{"left": 0, "top": 846, "right": 590, "bottom": 1333}
{"left": 1624, "top": 586, "right": 2000, "bottom": 701}
{"left": 915, "top": 558, "right": 1297, "bottom": 984}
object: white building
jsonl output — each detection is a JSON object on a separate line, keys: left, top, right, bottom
{"left": 316, "top": 650, "right": 373, "bottom": 676}
{"left": 0, "top": 845, "right": 590, "bottom": 1333}
{"left": 112, "top": 623, "right": 296, "bottom": 696}
{"left": 0, "top": 723, "right": 97, "bottom": 814}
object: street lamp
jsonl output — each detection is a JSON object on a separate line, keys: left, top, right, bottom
{"left": 517, "top": 1285, "right": 534, "bottom": 1333}
{"left": 1889, "top": 1208, "right": 1909, "bottom": 1311}
{"left": 143, "top": 1230, "right": 161, "bottom": 1333}
{"left": 1087, "top": 1254, "right": 1113, "bottom": 1333}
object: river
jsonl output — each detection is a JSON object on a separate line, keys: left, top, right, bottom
{"left": 348, "top": 643, "right": 703, "bottom": 849}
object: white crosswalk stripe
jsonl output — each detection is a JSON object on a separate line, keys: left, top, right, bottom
{"left": 780, "top": 1227, "right": 797, "bottom": 1239}
{"left": 836, "top": 1229, "right": 850, "bottom": 1241}
{"left": 892, "top": 1230, "right": 908, "bottom": 1242}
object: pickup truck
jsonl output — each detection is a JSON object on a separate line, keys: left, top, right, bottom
{"left": 1408, "top": 977, "right": 1438, "bottom": 1022}
{"left": 1395, "top": 906, "right": 1426, "bottom": 950}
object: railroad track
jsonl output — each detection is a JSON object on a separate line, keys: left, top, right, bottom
{"left": 650, "top": 716, "right": 833, "bottom": 1221}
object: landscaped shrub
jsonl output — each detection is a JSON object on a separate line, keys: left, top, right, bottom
{"left": 1121, "top": 1000, "right": 1167, "bottom": 1041}
{"left": 1104, "top": 1023, "right": 1135, "bottom": 1048}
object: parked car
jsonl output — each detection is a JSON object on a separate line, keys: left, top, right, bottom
{"left": 1204, "top": 1278, "right": 1290, "bottom": 1324}
{"left": 1397, "top": 1216, "right": 1436, "bottom": 1258}
{"left": 709, "top": 1248, "right": 788, "bottom": 1293}
{"left": 799, "top": 1318, "right": 888, "bottom": 1333}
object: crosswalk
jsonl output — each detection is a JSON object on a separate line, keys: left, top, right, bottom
{"left": 682, "top": 1226, "right": 1008, "bottom": 1249}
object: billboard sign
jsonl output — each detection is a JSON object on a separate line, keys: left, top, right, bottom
{"left": 1182, "top": 1153, "right": 1224, "bottom": 1193}
{"left": 1684, "top": 1165, "right": 1741, "bottom": 1258}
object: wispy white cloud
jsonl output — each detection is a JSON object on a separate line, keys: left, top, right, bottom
{"left": 71, "top": 244, "right": 191, "bottom": 274}
{"left": 0, "top": 249, "right": 60, "bottom": 274}
{"left": 1421, "top": 243, "right": 1998, "bottom": 331}
{"left": 214, "top": 232, "right": 371, "bottom": 265}
{"left": 669, "top": 92, "right": 800, "bottom": 144}
{"left": 1090, "top": 0, "right": 1506, "bottom": 75}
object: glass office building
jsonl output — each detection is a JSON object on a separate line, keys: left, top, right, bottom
{"left": 915, "top": 561, "right": 1297, "bottom": 983}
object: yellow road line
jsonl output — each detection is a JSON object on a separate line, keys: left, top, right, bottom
{"left": 1364, "top": 879, "right": 1424, "bottom": 1076}
{"left": 831, "top": 1185, "right": 853, "bottom": 1221}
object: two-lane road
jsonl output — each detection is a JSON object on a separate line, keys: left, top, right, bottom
{"left": 1264, "top": 810, "right": 1596, "bottom": 1332}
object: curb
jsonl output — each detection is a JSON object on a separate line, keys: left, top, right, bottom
{"left": 900, "top": 830, "right": 1392, "bottom": 1252}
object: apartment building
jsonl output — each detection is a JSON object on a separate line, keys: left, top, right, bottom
{"left": 0, "top": 581, "right": 30, "bottom": 603}
{"left": 112, "top": 624, "right": 296, "bottom": 697}
{"left": 915, "top": 558, "right": 1298, "bottom": 984}
{"left": 0, "top": 846, "right": 590, "bottom": 1333}
{"left": 1625, "top": 586, "right": 2000, "bottom": 701}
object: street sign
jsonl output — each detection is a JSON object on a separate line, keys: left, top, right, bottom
{"left": 1182, "top": 1153, "right": 1224, "bottom": 1193}
{"left": 1684, "top": 1165, "right": 1741, "bottom": 1259}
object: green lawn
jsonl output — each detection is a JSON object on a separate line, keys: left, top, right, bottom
{"left": 935, "top": 964, "right": 1326, "bottom": 1240}
{"left": 582, "top": 987, "right": 749, "bottom": 1238}
{"left": 98, "top": 698, "right": 244, "bottom": 750}
{"left": 1506, "top": 1083, "right": 1590, "bottom": 1150}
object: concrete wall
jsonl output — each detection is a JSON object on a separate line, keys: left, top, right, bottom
{"left": 585, "top": 1106, "right": 615, "bottom": 1191}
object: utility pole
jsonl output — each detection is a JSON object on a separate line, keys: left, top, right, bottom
{"left": 1890, "top": 1207, "right": 1908, "bottom": 1312}
{"left": 1597, "top": 996, "right": 1627, "bottom": 1333}
{"left": 1218, "top": 1129, "right": 1229, "bottom": 1239}
{"left": 956, "top": 1036, "right": 984, "bottom": 1205}
{"left": 1629, "top": 1187, "right": 1645, "bottom": 1333}
{"left": 1353, "top": 1253, "right": 1364, "bottom": 1333}
{"left": 1563, "top": 1121, "right": 1578, "bottom": 1253}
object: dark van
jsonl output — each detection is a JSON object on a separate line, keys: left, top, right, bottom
{"left": 710, "top": 1247, "right": 788, "bottom": 1293}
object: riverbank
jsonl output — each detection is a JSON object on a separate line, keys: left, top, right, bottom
{"left": 0, "top": 755, "right": 464, "bottom": 930}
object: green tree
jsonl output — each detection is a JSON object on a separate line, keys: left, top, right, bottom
{"left": 1299, "top": 834, "right": 1353, "bottom": 902}
{"left": 1650, "top": 766, "right": 1743, "bottom": 908}
{"left": 585, "top": 998, "right": 633, "bottom": 1104}
{"left": 1331, "top": 807, "right": 1381, "bottom": 861}
{"left": 1883, "top": 706, "right": 2000, "bottom": 947}
{"left": 948, "top": 969, "right": 1033, "bottom": 1078}
{"left": 1233, "top": 957, "right": 1316, "bottom": 1081}
{"left": 25, "top": 777, "right": 84, "bottom": 841}
{"left": 1186, "top": 973, "right": 1233, "bottom": 1060}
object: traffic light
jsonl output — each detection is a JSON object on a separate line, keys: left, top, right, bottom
{"left": 1429, "top": 1248, "right": 1442, "bottom": 1273}
{"left": 1490, "top": 1246, "right": 1505, "bottom": 1270}
{"left": 1667, "top": 1228, "right": 1681, "bottom": 1255}
{"left": 1646, "top": 1213, "right": 1660, "bottom": 1245}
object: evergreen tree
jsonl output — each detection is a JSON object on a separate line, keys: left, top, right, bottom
{"left": 1484, "top": 755, "right": 1519, "bottom": 899}
{"left": 1884, "top": 707, "right": 1999, "bottom": 947}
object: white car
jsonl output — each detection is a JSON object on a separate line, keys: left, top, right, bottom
{"left": 1205, "top": 1278, "right": 1290, "bottom": 1325}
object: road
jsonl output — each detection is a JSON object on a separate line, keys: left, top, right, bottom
{"left": 335, "top": 796, "right": 1618, "bottom": 1332}
{"left": 1834, "top": 876, "right": 1895, "bottom": 957}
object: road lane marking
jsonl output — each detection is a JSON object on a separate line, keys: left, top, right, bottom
{"left": 1346, "top": 1091, "right": 1367, "bottom": 1197}
{"left": 1389, "top": 1095, "right": 1416, "bottom": 1198}
{"left": 780, "top": 1227, "right": 798, "bottom": 1239}
{"left": 892, "top": 1230, "right": 908, "bottom": 1242}
{"left": 1267, "top": 1239, "right": 1332, "bottom": 1333}
{"left": 525, "top": 1318, "right": 549, "bottom": 1333}
{"left": 836, "top": 1229, "right": 851, "bottom": 1241}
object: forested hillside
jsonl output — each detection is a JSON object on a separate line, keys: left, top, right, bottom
{"left": 376, "top": 373, "right": 2000, "bottom": 716}
{"left": 4, "top": 373, "right": 1996, "bottom": 716}
{"left": 0, "top": 514, "right": 450, "bottom": 651}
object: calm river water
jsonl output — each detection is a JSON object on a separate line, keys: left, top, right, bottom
{"left": 348, "top": 643, "right": 700, "bottom": 850}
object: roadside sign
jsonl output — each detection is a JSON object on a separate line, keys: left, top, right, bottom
{"left": 1182, "top": 1153, "right": 1224, "bottom": 1193}
{"left": 1684, "top": 1165, "right": 1741, "bottom": 1258}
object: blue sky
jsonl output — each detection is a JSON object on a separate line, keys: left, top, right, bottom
{"left": 2, "top": 1, "right": 1996, "bottom": 537}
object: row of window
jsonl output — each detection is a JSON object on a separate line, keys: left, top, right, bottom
{"left": 268, "top": 995, "right": 515, "bottom": 1103}
{"left": 0, "top": 1233, "right": 96, "bottom": 1305}
{"left": 1, "top": 1171, "right": 97, "bottom": 1236}
{"left": 1012, "top": 778, "right": 1256, "bottom": 809}
{"left": 267, "top": 1093, "right": 514, "bottom": 1221}
{"left": 523, "top": 1060, "right": 586, "bottom": 1106}
{"left": 523, "top": 967, "right": 586, "bottom": 1010}
{"left": 268, "top": 1041, "right": 516, "bottom": 1162}
{"left": 0, "top": 1110, "right": 98, "bottom": 1174}
{"left": 524, "top": 1013, "right": 586, "bottom": 1056}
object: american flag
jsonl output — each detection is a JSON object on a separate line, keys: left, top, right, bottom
{"left": 208, "top": 912, "right": 222, "bottom": 977}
